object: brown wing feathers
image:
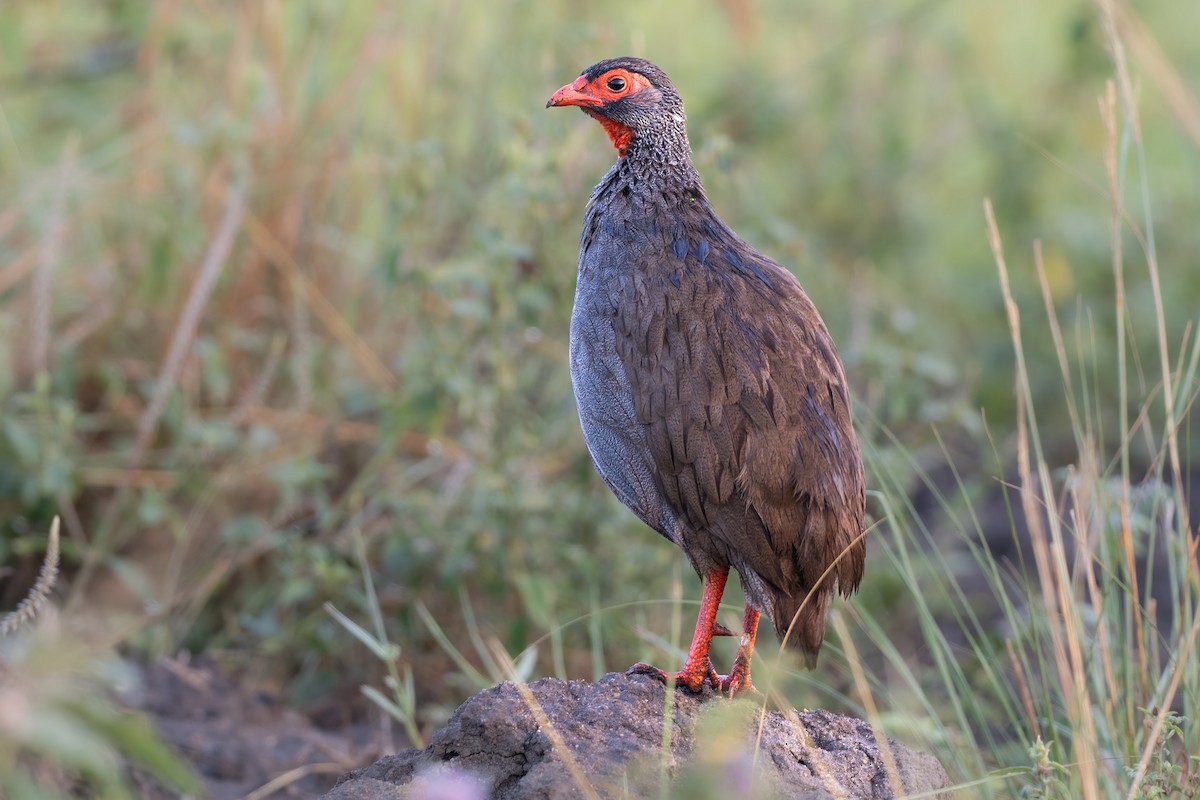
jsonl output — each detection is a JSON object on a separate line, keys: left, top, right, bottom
{"left": 615, "top": 238, "right": 864, "bottom": 655}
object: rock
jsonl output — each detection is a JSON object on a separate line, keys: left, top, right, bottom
{"left": 326, "top": 672, "right": 951, "bottom": 799}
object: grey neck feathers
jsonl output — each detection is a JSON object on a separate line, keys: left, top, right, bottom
{"left": 619, "top": 113, "right": 702, "bottom": 198}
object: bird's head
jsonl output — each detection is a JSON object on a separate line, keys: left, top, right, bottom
{"left": 547, "top": 57, "right": 685, "bottom": 159}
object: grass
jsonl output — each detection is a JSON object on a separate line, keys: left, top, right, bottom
{"left": 0, "top": 0, "right": 1198, "bottom": 796}
{"left": 0, "top": 519, "right": 199, "bottom": 799}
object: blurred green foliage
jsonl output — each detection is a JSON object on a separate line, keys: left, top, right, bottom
{"left": 0, "top": 0, "right": 1198, "bottom": 795}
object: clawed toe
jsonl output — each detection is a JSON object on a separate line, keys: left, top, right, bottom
{"left": 626, "top": 662, "right": 719, "bottom": 694}
{"left": 718, "top": 673, "right": 758, "bottom": 697}
{"left": 626, "top": 662, "right": 669, "bottom": 684}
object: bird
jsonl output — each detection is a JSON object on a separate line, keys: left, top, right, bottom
{"left": 547, "top": 57, "right": 866, "bottom": 696}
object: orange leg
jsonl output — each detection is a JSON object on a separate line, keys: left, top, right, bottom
{"left": 628, "top": 566, "right": 728, "bottom": 693}
{"left": 718, "top": 603, "right": 759, "bottom": 696}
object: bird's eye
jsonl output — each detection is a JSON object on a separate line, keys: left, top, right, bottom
{"left": 606, "top": 76, "right": 627, "bottom": 92}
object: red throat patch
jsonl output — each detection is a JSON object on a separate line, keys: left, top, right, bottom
{"left": 587, "top": 111, "right": 635, "bottom": 157}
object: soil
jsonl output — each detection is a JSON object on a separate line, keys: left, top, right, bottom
{"left": 124, "top": 657, "right": 379, "bottom": 799}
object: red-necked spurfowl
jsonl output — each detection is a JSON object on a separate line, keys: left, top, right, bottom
{"left": 548, "top": 57, "right": 866, "bottom": 695}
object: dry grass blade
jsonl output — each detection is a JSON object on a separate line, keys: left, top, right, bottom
{"left": 1093, "top": 0, "right": 1140, "bottom": 140}
{"left": 1100, "top": 78, "right": 1132, "bottom": 508}
{"left": 1127, "top": 608, "right": 1200, "bottom": 797}
{"left": 0, "top": 247, "right": 39, "bottom": 297}
{"left": 1104, "top": 0, "right": 1200, "bottom": 149}
{"left": 1033, "top": 242, "right": 1082, "bottom": 440}
{"left": 985, "top": 199, "right": 1066, "bottom": 674}
{"left": 748, "top": 523, "right": 873, "bottom": 796}
{"left": 57, "top": 266, "right": 115, "bottom": 350}
{"left": 985, "top": 197, "right": 1102, "bottom": 800}
{"left": 133, "top": 178, "right": 248, "bottom": 462}
{"left": 1118, "top": 501, "right": 1150, "bottom": 713}
{"left": 486, "top": 639, "right": 601, "bottom": 800}
{"left": 778, "top": 524, "right": 872, "bottom": 653}
{"left": 241, "top": 762, "right": 347, "bottom": 800}
{"left": 772, "top": 706, "right": 851, "bottom": 800}
{"left": 830, "top": 610, "right": 903, "bottom": 798}
{"left": 243, "top": 213, "right": 398, "bottom": 391}
{"left": 1096, "top": 0, "right": 1192, "bottom": 542}
{"left": 230, "top": 333, "right": 287, "bottom": 426}
{"left": 24, "top": 138, "right": 76, "bottom": 380}
{"left": 1005, "top": 639, "right": 1040, "bottom": 741}
{"left": 64, "top": 177, "right": 249, "bottom": 606}
{"left": 1040, "top": 227, "right": 1126, "bottom": 731}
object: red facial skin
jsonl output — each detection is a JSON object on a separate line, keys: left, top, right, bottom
{"left": 546, "top": 68, "right": 654, "bottom": 157}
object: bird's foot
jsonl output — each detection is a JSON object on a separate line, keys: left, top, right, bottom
{"left": 715, "top": 647, "right": 758, "bottom": 697}
{"left": 717, "top": 670, "right": 757, "bottom": 698}
{"left": 626, "top": 661, "right": 720, "bottom": 694}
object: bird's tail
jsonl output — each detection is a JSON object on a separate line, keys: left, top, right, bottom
{"left": 770, "top": 586, "right": 831, "bottom": 669}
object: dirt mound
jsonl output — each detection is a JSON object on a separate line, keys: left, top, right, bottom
{"left": 326, "top": 671, "right": 951, "bottom": 799}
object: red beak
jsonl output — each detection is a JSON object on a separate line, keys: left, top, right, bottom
{"left": 546, "top": 76, "right": 601, "bottom": 109}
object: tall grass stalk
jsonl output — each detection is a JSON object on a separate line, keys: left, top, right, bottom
{"left": 815, "top": 57, "right": 1199, "bottom": 795}
{"left": 980, "top": 92, "right": 1197, "bottom": 787}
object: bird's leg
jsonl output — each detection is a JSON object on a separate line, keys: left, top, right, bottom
{"left": 628, "top": 566, "right": 728, "bottom": 693}
{"left": 718, "top": 603, "right": 760, "bottom": 696}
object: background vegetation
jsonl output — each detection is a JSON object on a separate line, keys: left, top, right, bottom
{"left": 0, "top": 0, "right": 1197, "bottom": 797}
